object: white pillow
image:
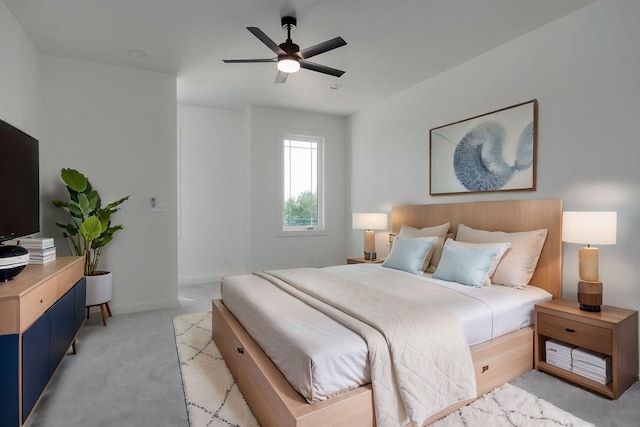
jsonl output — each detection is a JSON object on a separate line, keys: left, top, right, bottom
{"left": 433, "top": 244, "right": 499, "bottom": 288}
{"left": 382, "top": 236, "right": 437, "bottom": 275}
{"left": 455, "top": 224, "right": 548, "bottom": 288}
{"left": 398, "top": 223, "right": 449, "bottom": 271}
{"left": 445, "top": 239, "right": 511, "bottom": 286}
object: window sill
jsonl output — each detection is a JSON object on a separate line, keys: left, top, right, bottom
{"left": 278, "top": 229, "right": 328, "bottom": 237}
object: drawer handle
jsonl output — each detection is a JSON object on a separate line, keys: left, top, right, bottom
{"left": 565, "top": 328, "right": 575, "bottom": 333}
{"left": 482, "top": 365, "right": 489, "bottom": 373}
{"left": 237, "top": 347, "right": 244, "bottom": 355}
{"left": 40, "top": 299, "right": 44, "bottom": 303}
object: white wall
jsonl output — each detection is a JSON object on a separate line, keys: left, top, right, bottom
{"left": 0, "top": 4, "right": 178, "bottom": 314}
{"left": 248, "top": 106, "right": 348, "bottom": 271}
{"left": 40, "top": 56, "right": 178, "bottom": 314}
{"left": 0, "top": 2, "right": 41, "bottom": 139}
{"left": 176, "top": 105, "right": 347, "bottom": 281}
{"left": 177, "top": 105, "right": 247, "bottom": 284}
{"left": 349, "top": 0, "right": 640, "bottom": 361}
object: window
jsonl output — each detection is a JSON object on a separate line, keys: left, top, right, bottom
{"left": 282, "top": 133, "right": 324, "bottom": 233}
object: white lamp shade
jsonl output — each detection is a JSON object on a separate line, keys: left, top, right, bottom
{"left": 352, "top": 213, "right": 387, "bottom": 230}
{"left": 562, "top": 211, "right": 617, "bottom": 245}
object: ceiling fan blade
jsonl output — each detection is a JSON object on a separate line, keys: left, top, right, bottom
{"left": 222, "top": 58, "right": 276, "bottom": 63}
{"left": 299, "top": 37, "right": 347, "bottom": 59}
{"left": 300, "top": 60, "right": 345, "bottom": 77}
{"left": 247, "top": 27, "right": 286, "bottom": 56}
{"left": 275, "top": 71, "right": 289, "bottom": 84}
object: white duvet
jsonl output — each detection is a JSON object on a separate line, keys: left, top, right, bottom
{"left": 259, "top": 267, "right": 477, "bottom": 427}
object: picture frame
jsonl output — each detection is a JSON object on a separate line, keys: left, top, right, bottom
{"left": 429, "top": 99, "right": 537, "bottom": 195}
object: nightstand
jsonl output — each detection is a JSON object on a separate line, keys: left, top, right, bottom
{"left": 347, "top": 257, "right": 384, "bottom": 264}
{"left": 534, "top": 299, "right": 638, "bottom": 399}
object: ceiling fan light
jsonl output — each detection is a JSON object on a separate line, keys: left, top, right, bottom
{"left": 277, "top": 56, "right": 300, "bottom": 73}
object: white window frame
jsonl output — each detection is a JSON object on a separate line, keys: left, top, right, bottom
{"left": 278, "top": 131, "right": 326, "bottom": 236}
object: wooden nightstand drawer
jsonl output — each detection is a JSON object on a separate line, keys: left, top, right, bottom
{"left": 538, "top": 312, "right": 611, "bottom": 355}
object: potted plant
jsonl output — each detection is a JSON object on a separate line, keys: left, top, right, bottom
{"left": 52, "top": 168, "right": 129, "bottom": 324}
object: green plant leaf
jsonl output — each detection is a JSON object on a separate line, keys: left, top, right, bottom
{"left": 93, "top": 234, "right": 112, "bottom": 249}
{"left": 54, "top": 200, "right": 81, "bottom": 218}
{"left": 86, "top": 189, "right": 100, "bottom": 212}
{"left": 104, "top": 225, "right": 123, "bottom": 237}
{"left": 79, "top": 216, "right": 102, "bottom": 241}
{"left": 93, "top": 225, "right": 123, "bottom": 249}
{"left": 99, "top": 217, "right": 110, "bottom": 233}
{"left": 103, "top": 195, "right": 130, "bottom": 211}
{"left": 68, "top": 203, "right": 83, "bottom": 218}
{"left": 77, "top": 193, "right": 92, "bottom": 217}
{"left": 55, "top": 222, "right": 78, "bottom": 236}
{"left": 61, "top": 168, "right": 88, "bottom": 193}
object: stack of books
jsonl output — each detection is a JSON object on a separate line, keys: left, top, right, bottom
{"left": 545, "top": 339, "right": 613, "bottom": 385}
{"left": 572, "top": 347, "right": 612, "bottom": 385}
{"left": 6, "top": 238, "right": 56, "bottom": 264}
{"left": 545, "top": 339, "right": 575, "bottom": 371}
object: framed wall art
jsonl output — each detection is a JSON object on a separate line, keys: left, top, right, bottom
{"left": 429, "top": 99, "right": 537, "bottom": 195}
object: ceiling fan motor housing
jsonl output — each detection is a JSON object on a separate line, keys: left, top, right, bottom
{"left": 281, "top": 16, "right": 297, "bottom": 30}
{"left": 279, "top": 42, "right": 300, "bottom": 55}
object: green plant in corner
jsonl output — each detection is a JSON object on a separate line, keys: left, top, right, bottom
{"left": 52, "top": 168, "right": 130, "bottom": 276}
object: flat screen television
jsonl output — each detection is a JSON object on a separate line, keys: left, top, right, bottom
{"left": 0, "top": 118, "right": 40, "bottom": 243}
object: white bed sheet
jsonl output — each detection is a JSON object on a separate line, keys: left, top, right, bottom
{"left": 221, "top": 273, "right": 372, "bottom": 403}
{"left": 221, "top": 263, "right": 551, "bottom": 403}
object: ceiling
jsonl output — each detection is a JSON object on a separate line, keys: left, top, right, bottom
{"left": 5, "top": 0, "right": 595, "bottom": 116}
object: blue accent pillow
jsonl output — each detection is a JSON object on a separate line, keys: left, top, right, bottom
{"left": 432, "top": 245, "right": 499, "bottom": 287}
{"left": 382, "top": 236, "right": 435, "bottom": 274}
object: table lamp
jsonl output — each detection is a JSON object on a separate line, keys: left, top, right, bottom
{"left": 562, "top": 211, "right": 617, "bottom": 312}
{"left": 352, "top": 213, "right": 388, "bottom": 260}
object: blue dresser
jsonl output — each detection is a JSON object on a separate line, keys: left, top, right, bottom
{"left": 0, "top": 257, "right": 85, "bottom": 426}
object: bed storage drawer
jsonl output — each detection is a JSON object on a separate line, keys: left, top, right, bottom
{"left": 537, "top": 312, "right": 611, "bottom": 355}
{"left": 212, "top": 300, "right": 374, "bottom": 427}
{"left": 471, "top": 326, "right": 533, "bottom": 395}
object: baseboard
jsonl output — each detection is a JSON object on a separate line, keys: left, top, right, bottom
{"left": 107, "top": 297, "right": 180, "bottom": 315}
{"left": 178, "top": 275, "right": 222, "bottom": 286}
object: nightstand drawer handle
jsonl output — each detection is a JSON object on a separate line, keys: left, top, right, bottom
{"left": 237, "top": 347, "right": 244, "bottom": 355}
{"left": 565, "top": 328, "right": 575, "bottom": 333}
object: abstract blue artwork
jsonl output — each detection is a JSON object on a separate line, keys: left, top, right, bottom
{"left": 430, "top": 100, "right": 537, "bottom": 195}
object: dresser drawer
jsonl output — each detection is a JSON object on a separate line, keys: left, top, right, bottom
{"left": 20, "top": 284, "right": 56, "bottom": 332}
{"left": 538, "top": 312, "right": 611, "bottom": 355}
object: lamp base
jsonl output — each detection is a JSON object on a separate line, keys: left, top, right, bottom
{"left": 577, "top": 280, "right": 602, "bottom": 312}
{"left": 364, "top": 251, "right": 377, "bottom": 261}
{"left": 579, "top": 303, "right": 601, "bottom": 312}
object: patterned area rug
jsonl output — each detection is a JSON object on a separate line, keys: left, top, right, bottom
{"left": 173, "top": 311, "right": 594, "bottom": 427}
{"left": 173, "top": 311, "right": 259, "bottom": 427}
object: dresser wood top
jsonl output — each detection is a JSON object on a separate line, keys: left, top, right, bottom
{"left": 0, "top": 257, "right": 83, "bottom": 300}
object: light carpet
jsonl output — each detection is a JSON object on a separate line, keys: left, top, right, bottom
{"left": 173, "top": 311, "right": 594, "bottom": 427}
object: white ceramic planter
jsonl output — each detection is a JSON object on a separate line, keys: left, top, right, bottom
{"left": 85, "top": 271, "right": 113, "bottom": 306}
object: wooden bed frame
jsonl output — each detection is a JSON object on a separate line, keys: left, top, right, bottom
{"left": 212, "top": 199, "right": 563, "bottom": 427}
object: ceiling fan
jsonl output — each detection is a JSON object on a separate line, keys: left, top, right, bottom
{"left": 222, "top": 16, "right": 347, "bottom": 84}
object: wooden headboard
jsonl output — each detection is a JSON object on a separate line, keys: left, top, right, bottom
{"left": 391, "top": 199, "right": 562, "bottom": 299}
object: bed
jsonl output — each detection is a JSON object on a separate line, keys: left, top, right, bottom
{"left": 212, "top": 199, "right": 563, "bottom": 427}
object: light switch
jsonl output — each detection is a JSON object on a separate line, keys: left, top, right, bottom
{"left": 150, "top": 197, "right": 167, "bottom": 213}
